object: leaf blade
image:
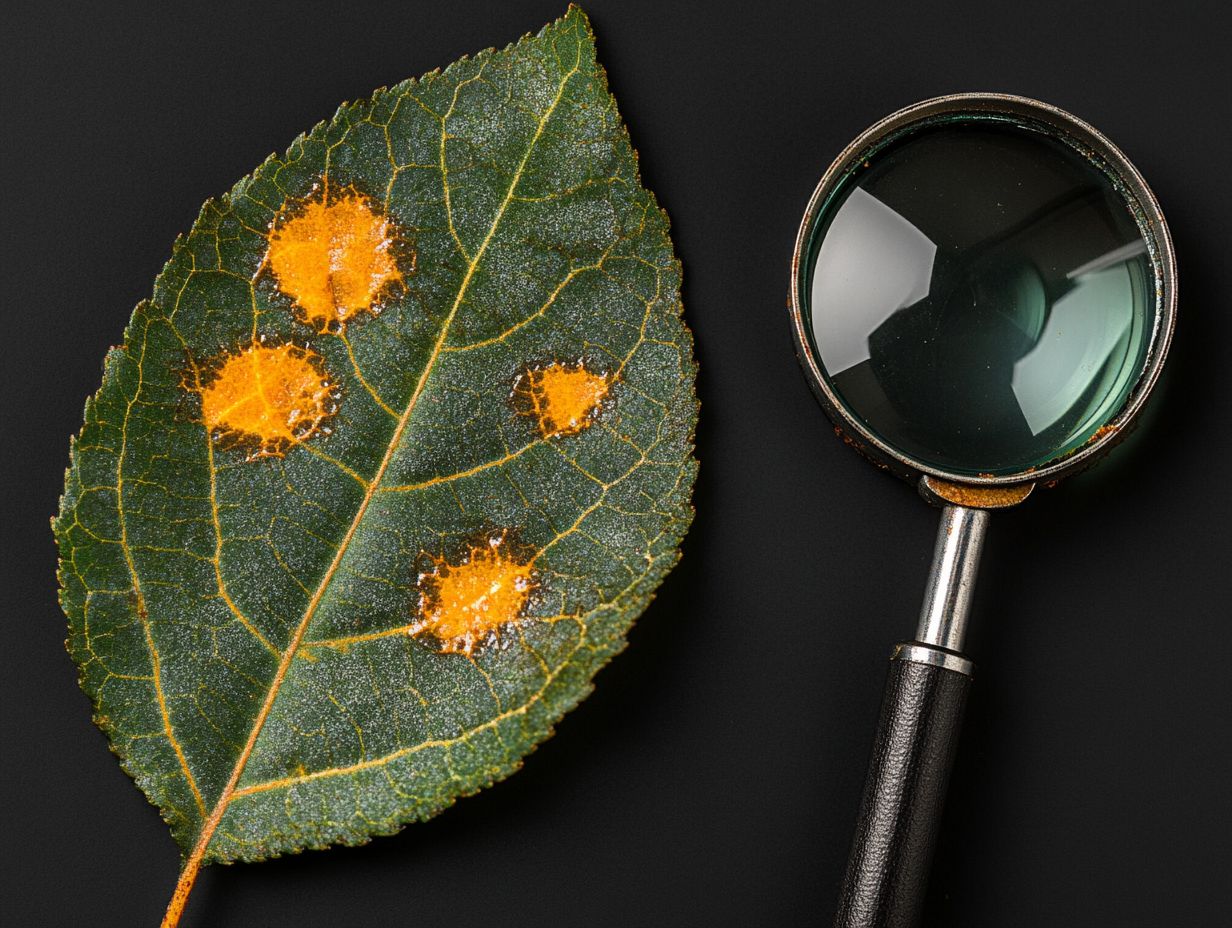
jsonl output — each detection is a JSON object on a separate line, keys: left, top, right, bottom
{"left": 55, "top": 5, "right": 696, "bottom": 872}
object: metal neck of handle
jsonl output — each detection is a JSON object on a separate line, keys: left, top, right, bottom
{"left": 916, "top": 505, "right": 989, "bottom": 653}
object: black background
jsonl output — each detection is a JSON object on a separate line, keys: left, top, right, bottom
{"left": 4, "top": 1, "right": 1231, "bottom": 925}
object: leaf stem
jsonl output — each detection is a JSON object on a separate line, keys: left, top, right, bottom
{"left": 161, "top": 856, "right": 202, "bottom": 928}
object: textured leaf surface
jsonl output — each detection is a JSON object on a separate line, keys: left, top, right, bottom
{"left": 55, "top": 6, "right": 695, "bottom": 867}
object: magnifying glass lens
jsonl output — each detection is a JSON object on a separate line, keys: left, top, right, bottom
{"left": 802, "top": 119, "right": 1156, "bottom": 476}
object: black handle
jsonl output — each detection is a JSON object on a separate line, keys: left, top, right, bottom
{"left": 834, "top": 644, "right": 972, "bottom": 928}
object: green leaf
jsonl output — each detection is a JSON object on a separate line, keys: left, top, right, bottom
{"left": 53, "top": 6, "right": 695, "bottom": 917}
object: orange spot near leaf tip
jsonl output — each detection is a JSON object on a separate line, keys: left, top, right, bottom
{"left": 199, "top": 342, "right": 336, "bottom": 457}
{"left": 266, "top": 190, "right": 404, "bottom": 331}
{"left": 515, "top": 362, "right": 612, "bottom": 438}
{"left": 412, "top": 534, "right": 536, "bottom": 656}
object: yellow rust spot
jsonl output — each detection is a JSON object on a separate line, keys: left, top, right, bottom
{"left": 514, "top": 362, "right": 612, "bottom": 438}
{"left": 412, "top": 534, "right": 536, "bottom": 656}
{"left": 922, "top": 476, "right": 1034, "bottom": 510}
{"left": 1087, "top": 423, "right": 1119, "bottom": 444}
{"left": 199, "top": 342, "right": 336, "bottom": 457}
{"left": 266, "top": 190, "right": 403, "bottom": 331}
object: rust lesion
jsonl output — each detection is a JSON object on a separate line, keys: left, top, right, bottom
{"left": 410, "top": 532, "right": 538, "bottom": 657}
{"left": 265, "top": 184, "right": 408, "bottom": 332}
{"left": 512, "top": 361, "right": 613, "bottom": 439}
{"left": 196, "top": 341, "right": 338, "bottom": 458}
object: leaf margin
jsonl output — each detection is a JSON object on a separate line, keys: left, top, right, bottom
{"left": 53, "top": 2, "right": 698, "bottom": 876}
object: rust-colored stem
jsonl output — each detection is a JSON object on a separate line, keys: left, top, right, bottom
{"left": 161, "top": 854, "right": 203, "bottom": 928}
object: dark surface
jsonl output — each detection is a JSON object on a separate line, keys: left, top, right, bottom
{"left": 2, "top": 1, "right": 1230, "bottom": 925}
{"left": 837, "top": 655, "right": 971, "bottom": 928}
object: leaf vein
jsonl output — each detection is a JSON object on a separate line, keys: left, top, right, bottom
{"left": 175, "top": 51, "right": 584, "bottom": 878}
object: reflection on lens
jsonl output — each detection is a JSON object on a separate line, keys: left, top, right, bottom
{"left": 803, "top": 119, "right": 1155, "bottom": 476}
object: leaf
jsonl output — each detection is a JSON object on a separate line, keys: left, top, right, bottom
{"left": 52, "top": 7, "right": 696, "bottom": 922}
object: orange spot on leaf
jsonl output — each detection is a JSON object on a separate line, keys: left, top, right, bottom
{"left": 266, "top": 190, "right": 404, "bottom": 331}
{"left": 199, "top": 342, "right": 336, "bottom": 457}
{"left": 514, "top": 362, "right": 612, "bottom": 438}
{"left": 412, "top": 534, "right": 536, "bottom": 656}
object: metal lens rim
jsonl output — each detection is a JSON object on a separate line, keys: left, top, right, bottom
{"left": 788, "top": 92, "right": 1177, "bottom": 488}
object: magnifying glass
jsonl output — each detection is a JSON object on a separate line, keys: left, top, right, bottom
{"left": 789, "top": 93, "right": 1176, "bottom": 927}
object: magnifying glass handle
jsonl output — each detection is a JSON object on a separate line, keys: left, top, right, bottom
{"left": 835, "top": 505, "right": 987, "bottom": 928}
{"left": 835, "top": 643, "right": 972, "bottom": 927}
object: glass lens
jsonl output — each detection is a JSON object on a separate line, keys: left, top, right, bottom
{"left": 802, "top": 117, "right": 1156, "bottom": 477}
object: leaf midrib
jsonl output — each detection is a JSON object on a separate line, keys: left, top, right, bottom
{"left": 175, "top": 52, "right": 583, "bottom": 874}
